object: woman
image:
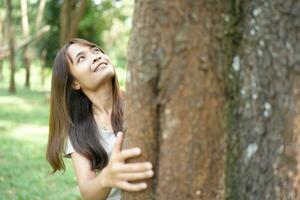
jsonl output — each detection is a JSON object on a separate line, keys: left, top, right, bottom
{"left": 46, "top": 38, "right": 154, "bottom": 200}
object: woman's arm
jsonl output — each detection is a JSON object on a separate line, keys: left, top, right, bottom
{"left": 71, "top": 132, "right": 154, "bottom": 200}
{"left": 71, "top": 152, "right": 112, "bottom": 200}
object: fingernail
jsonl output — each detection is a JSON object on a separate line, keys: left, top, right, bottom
{"left": 147, "top": 162, "right": 152, "bottom": 169}
{"left": 135, "top": 148, "right": 141, "bottom": 154}
{"left": 148, "top": 170, "right": 154, "bottom": 176}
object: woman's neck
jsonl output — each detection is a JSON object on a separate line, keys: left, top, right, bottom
{"left": 92, "top": 82, "right": 113, "bottom": 115}
{"left": 83, "top": 81, "right": 113, "bottom": 129}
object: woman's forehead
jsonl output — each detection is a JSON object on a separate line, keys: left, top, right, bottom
{"left": 67, "top": 43, "right": 92, "bottom": 60}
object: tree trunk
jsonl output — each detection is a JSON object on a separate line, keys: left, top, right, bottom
{"left": 6, "top": 0, "right": 16, "bottom": 93}
{"left": 60, "top": 0, "right": 71, "bottom": 47}
{"left": 122, "top": 0, "right": 229, "bottom": 199}
{"left": 67, "top": 0, "right": 87, "bottom": 40}
{"left": 35, "top": 0, "right": 47, "bottom": 30}
{"left": 40, "top": 49, "right": 47, "bottom": 86}
{"left": 60, "top": 0, "right": 87, "bottom": 47}
{"left": 0, "top": 10, "right": 4, "bottom": 81}
{"left": 36, "top": 0, "right": 47, "bottom": 87}
{"left": 123, "top": 0, "right": 300, "bottom": 200}
{"left": 226, "top": 0, "right": 300, "bottom": 199}
{"left": 21, "top": 0, "right": 31, "bottom": 88}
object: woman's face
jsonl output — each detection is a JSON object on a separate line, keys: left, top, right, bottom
{"left": 67, "top": 42, "right": 115, "bottom": 91}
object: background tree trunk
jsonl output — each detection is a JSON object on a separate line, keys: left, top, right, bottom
{"left": 21, "top": 0, "right": 31, "bottom": 88}
{"left": 34, "top": 0, "right": 47, "bottom": 87}
{"left": 6, "top": 0, "right": 16, "bottom": 93}
{"left": 59, "top": 0, "right": 87, "bottom": 47}
{"left": 35, "top": 0, "right": 46, "bottom": 30}
{"left": 0, "top": 10, "right": 4, "bottom": 81}
{"left": 40, "top": 49, "right": 47, "bottom": 86}
{"left": 123, "top": 0, "right": 300, "bottom": 199}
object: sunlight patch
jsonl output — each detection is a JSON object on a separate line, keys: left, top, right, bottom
{"left": 10, "top": 125, "right": 48, "bottom": 143}
{"left": 0, "top": 96, "right": 33, "bottom": 111}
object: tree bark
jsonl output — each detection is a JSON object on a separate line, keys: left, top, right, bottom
{"left": 6, "top": 0, "right": 16, "bottom": 93}
{"left": 123, "top": 0, "right": 300, "bottom": 200}
{"left": 122, "top": 0, "right": 229, "bottom": 199}
{"left": 226, "top": 0, "right": 300, "bottom": 199}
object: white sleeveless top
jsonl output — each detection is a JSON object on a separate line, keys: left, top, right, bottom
{"left": 64, "top": 129, "right": 121, "bottom": 200}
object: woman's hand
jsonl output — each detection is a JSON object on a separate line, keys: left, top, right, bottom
{"left": 100, "top": 132, "right": 154, "bottom": 192}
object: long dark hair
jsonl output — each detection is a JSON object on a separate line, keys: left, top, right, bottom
{"left": 46, "top": 38, "right": 123, "bottom": 173}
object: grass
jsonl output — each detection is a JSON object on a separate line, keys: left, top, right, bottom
{"left": 0, "top": 61, "right": 126, "bottom": 200}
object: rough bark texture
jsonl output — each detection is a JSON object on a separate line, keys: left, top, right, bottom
{"left": 226, "top": 0, "right": 300, "bottom": 199}
{"left": 124, "top": 0, "right": 299, "bottom": 199}
{"left": 123, "top": 0, "right": 229, "bottom": 199}
{"left": 122, "top": 0, "right": 160, "bottom": 199}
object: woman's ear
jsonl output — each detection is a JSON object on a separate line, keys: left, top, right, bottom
{"left": 72, "top": 81, "right": 81, "bottom": 90}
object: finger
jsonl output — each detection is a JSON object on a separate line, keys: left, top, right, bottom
{"left": 118, "top": 181, "right": 148, "bottom": 192}
{"left": 117, "top": 162, "right": 153, "bottom": 173}
{"left": 116, "top": 148, "right": 141, "bottom": 161}
{"left": 118, "top": 170, "right": 154, "bottom": 181}
{"left": 112, "top": 132, "right": 123, "bottom": 154}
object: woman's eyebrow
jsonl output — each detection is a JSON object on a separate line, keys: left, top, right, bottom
{"left": 74, "top": 51, "right": 86, "bottom": 60}
{"left": 74, "top": 46, "right": 93, "bottom": 60}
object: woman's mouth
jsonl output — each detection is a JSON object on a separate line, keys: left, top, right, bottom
{"left": 94, "top": 62, "right": 108, "bottom": 72}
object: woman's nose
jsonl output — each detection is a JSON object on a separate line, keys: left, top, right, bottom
{"left": 93, "top": 55, "right": 101, "bottom": 64}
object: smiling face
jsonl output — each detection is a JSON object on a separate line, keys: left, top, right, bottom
{"left": 67, "top": 42, "right": 115, "bottom": 91}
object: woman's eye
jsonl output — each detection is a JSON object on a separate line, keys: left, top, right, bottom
{"left": 77, "top": 56, "right": 85, "bottom": 63}
{"left": 93, "top": 48, "right": 101, "bottom": 54}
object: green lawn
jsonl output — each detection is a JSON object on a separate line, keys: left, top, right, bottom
{"left": 0, "top": 62, "right": 126, "bottom": 200}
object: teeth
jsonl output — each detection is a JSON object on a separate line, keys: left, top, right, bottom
{"left": 94, "top": 63, "right": 107, "bottom": 72}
